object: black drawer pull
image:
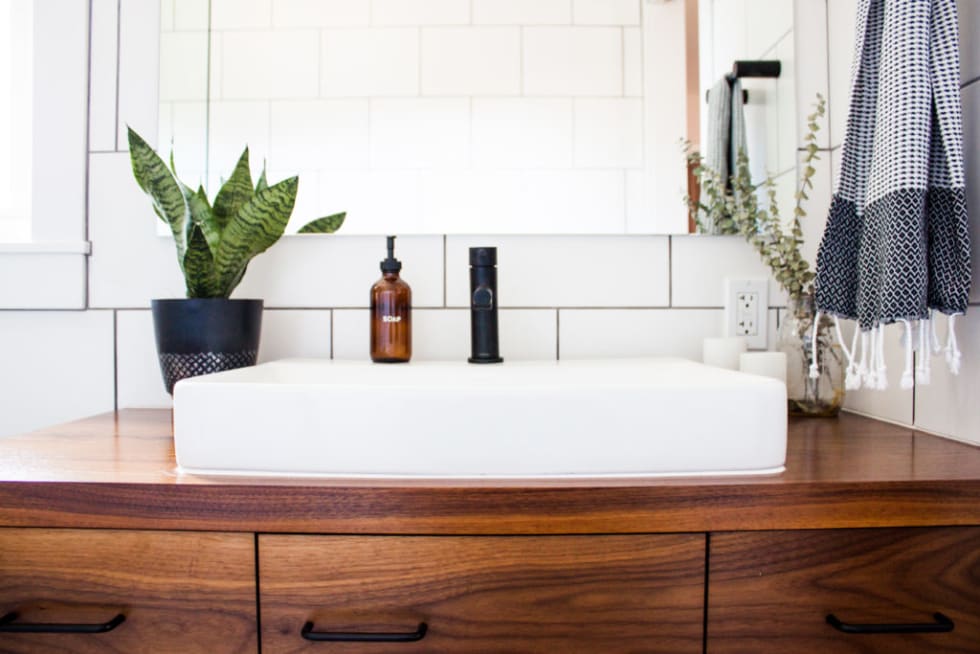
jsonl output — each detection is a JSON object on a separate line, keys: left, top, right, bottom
{"left": 301, "top": 621, "right": 427, "bottom": 642}
{"left": 0, "top": 611, "right": 126, "bottom": 634}
{"left": 826, "top": 612, "right": 954, "bottom": 634}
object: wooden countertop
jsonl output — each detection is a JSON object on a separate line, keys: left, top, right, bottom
{"left": 1, "top": 410, "right": 979, "bottom": 534}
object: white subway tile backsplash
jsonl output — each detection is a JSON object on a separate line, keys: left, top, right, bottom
{"left": 743, "top": 0, "right": 792, "bottom": 56}
{"left": 520, "top": 171, "right": 626, "bottom": 233}
{"left": 89, "top": 0, "right": 119, "bottom": 151}
{"left": 116, "top": 310, "right": 172, "bottom": 409}
{"left": 838, "top": 319, "right": 914, "bottom": 426}
{"left": 800, "top": 151, "right": 833, "bottom": 269}
{"left": 318, "top": 171, "right": 424, "bottom": 234}
{"left": 559, "top": 309, "right": 723, "bottom": 359}
{"left": 207, "top": 101, "right": 271, "bottom": 181}
{"left": 370, "top": 99, "right": 470, "bottom": 169}
{"left": 623, "top": 27, "right": 642, "bottom": 97}
{"left": 473, "top": 0, "right": 570, "bottom": 25}
{"left": 321, "top": 29, "right": 419, "bottom": 97}
{"left": 499, "top": 310, "right": 560, "bottom": 360}
{"left": 573, "top": 99, "right": 643, "bottom": 168}
{"left": 827, "top": 0, "right": 858, "bottom": 148}
{"left": 333, "top": 309, "right": 557, "bottom": 361}
{"left": 671, "top": 236, "right": 786, "bottom": 308}
{"left": 0, "top": 254, "right": 87, "bottom": 309}
{"left": 222, "top": 31, "right": 319, "bottom": 99}
{"left": 523, "top": 27, "right": 623, "bottom": 96}
{"left": 446, "top": 236, "right": 669, "bottom": 307}
{"left": 89, "top": 153, "right": 187, "bottom": 308}
{"left": 572, "top": 0, "right": 640, "bottom": 26}
{"left": 421, "top": 28, "right": 521, "bottom": 96}
{"left": 211, "top": 0, "right": 271, "bottom": 30}
{"left": 273, "top": 0, "right": 370, "bottom": 27}
{"left": 0, "top": 311, "right": 114, "bottom": 437}
{"left": 168, "top": 101, "right": 209, "bottom": 187}
{"left": 419, "top": 171, "right": 525, "bottom": 233}
{"left": 471, "top": 99, "right": 574, "bottom": 169}
{"left": 174, "top": 0, "right": 209, "bottom": 30}
{"left": 333, "top": 309, "right": 468, "bottom": 360}
{"left": 794, "top": 0, "right": 831, "bottom": 149}
{"left": 269, "top": 100, "right": 370, "bottom": 170}
{"left": 158, "top": 32, "right": 209, "bottom": 102}
{"left": 234, "top": 235, "right": 445, "bottom": 308}
{"left": 259, "top": 310, "right": 333, "bottom": 361}
{"left": 420, "top": 170, "right": 625, "bottom": 235}
{"left": 914, "top": 311, "right": 980, "bottom": 445}
{"left": 371, "top": 0, "right": 470, "bottom": 26}
{"left": 117, "top": 0, "right": 161, "bottom": 149}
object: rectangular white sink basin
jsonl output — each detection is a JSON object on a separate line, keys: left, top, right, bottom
{"left": 173, "top": 358, "right": 786, "bottom": 478}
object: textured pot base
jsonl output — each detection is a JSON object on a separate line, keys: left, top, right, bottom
{"left": 159, "top": 351, "right": 257, "bottom": 394}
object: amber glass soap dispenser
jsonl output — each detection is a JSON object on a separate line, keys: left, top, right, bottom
{"left": 370, "top": 236, "right": 411, "bottom": 362}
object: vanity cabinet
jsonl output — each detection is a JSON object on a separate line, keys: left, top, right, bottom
{"left": 707, "top": 527, "right": 980, "bottom": 653}
{"left": 258, "top": 534, "right": 705, "bottom": 653}
{"left": 3, "top": 411, "right": 980, "bottom": 653}
{"left": 0, "top": 528, "right": 257, "bottom": 654}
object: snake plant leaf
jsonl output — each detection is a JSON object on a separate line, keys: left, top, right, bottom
{"left": 298, "top": 212, "right": 346, "bottom": 234}
{"left": 255, "top": 167, "right": 268, "bottom": 193}
{"left": 188, "top": 185, "right": 222, "bottom": 253}
{"left": 127, "top": 126, "right": 189, "bottom": 261}
{"left": 184, "top": 223, "right": 218, "bottom": 298}
{"left": 212, "top": 147, "right": 254, "bottom": 232}
{"left": 213, "top": 176, "right": 298, "bottom": 296}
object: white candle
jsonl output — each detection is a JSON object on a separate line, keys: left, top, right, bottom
{"left": 739, "top": 351, "right": 787, "bottom": 384}
{"left": 702, "top": 337, "right": 747, "bottom": 370}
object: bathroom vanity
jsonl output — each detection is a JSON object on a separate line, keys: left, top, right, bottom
{"left": 1, "top": 410, "right": 979, "bottom": 653}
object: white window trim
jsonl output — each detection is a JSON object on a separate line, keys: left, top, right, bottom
{"left": 0, "top": 0, "right": 90, "bottom": 309}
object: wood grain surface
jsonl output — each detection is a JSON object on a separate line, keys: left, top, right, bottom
{"left": 259, "top": 534, "right": 705, "bottom": 653}
{"left": 0, "top": 410, "right": 979, "bottom": 533}
{"left": 707, "top": 528, "right": 980, "bottom": 653}
{"left": 0, "top": 528, "right": 257, "bottom": 653}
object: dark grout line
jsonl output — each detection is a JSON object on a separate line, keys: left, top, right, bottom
{"left": 555, "top": 309, "right": 560, "bottom": 361}
{"left": 112, "top": 309, "right": 119, "bottom": 412}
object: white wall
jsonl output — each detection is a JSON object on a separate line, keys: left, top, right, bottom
{"left": 1, "top": 0, "right": 977, "bottom": 446}
{"left": 158, "top": 0, "right": 687, "bottom": 235}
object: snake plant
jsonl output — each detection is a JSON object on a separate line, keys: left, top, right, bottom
{"left": 127, "top": 127, "right": 345, "bottom": 299}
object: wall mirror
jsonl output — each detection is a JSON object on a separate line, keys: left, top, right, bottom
{"left": 157, "top": 0, "right": 797, "bottom": 236}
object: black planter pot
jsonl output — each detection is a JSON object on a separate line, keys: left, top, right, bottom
{"left": 151, "top": 298, "right": 263, "bottom": 394}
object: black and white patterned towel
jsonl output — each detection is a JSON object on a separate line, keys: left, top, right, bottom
{"left": 813, "top": 0, "right": 970, "bottom": 389}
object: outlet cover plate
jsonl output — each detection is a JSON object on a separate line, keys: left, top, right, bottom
{"left": 724, "top": 278, "right": 768, "bottom": 349}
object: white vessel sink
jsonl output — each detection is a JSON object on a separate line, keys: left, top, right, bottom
{"left": 173, "top": 358, "right": 786, "bottom": 478}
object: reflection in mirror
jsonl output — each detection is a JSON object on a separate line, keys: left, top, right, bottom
{"left": 695, "top": 0, "right": 798, "bottom": 234}
{"left": 159, "top": 1, "right": 782, "bottom": 235}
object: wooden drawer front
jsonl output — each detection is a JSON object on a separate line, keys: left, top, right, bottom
{"left": 0, "top": 528, "right": 257, "bottom": 653}
{"left": 708, "top": 527, "right": 980, "bottom": 653}
{"left": 259, "top": 534, "right": 705, "bottom": 653}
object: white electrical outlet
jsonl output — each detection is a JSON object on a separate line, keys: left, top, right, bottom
{"left": 724, "top": 279, "right": 768, "bottom": 349}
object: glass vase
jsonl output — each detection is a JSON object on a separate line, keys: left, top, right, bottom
{"left": 777, "top": 295, "right": 845, "bottom": 417}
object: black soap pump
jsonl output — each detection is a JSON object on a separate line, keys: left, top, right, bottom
{"left": 468, "top": 247, "right": 503, "bottom": 364}
{"left": 370, "top": 236, "right": 411, "bottom": 363}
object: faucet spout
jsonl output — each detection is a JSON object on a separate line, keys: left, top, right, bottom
{"left": 468, "top": 247, "right": 503, "bottom": 364}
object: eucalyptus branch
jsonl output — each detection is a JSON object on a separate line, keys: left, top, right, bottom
{"left": 683, "top": 94, "right": 826, "bottom": 304}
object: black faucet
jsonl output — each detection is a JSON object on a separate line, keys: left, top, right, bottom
{"left": 468, "top": 247, "right": 503, "bottom": 363}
